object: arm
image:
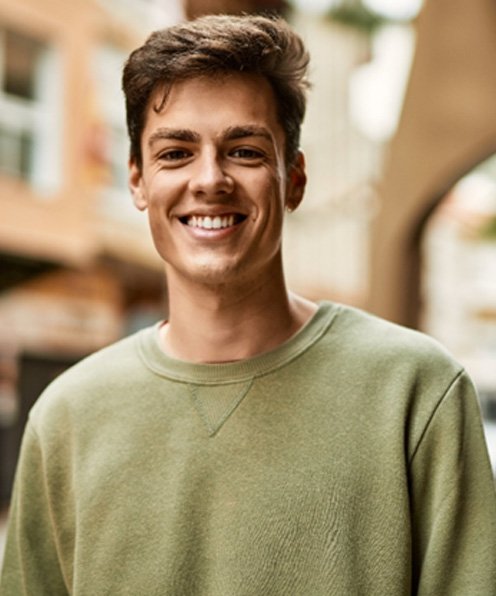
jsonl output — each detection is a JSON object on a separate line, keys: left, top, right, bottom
{"left": 0, "top": 423, "right": 69, "bottom": 595}
{"left": 410, "top": 371, "right": 496, "bottom": 595}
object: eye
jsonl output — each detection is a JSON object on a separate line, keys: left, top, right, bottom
{"left": 230, "top": 147, "right": 265, "bottom": 160}
{"left": 158, "top": 148, "right": 192, "bottom": 162}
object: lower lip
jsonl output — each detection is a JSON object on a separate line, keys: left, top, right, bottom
{"left": 182, "top": 221, "right": 243, "bottom": 240}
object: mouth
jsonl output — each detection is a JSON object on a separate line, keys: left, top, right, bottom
{"left": 179, "top": 213, "right": 247, "bottom": 230}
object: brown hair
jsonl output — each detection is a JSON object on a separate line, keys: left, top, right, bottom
{"left": 122, "top": 14, "right": 310, "bottom": 168}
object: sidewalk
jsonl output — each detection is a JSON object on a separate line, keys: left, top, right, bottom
{"left": 0, "top": 509, "right": 7, "bottom": 566}
{"left": 484, "top": 421, "right": 496, "bottom": 476}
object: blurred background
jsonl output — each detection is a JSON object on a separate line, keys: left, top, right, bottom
{"left": 1, "top": 0, "right": 496, "bottom": 542}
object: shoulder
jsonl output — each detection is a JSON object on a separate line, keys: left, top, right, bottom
{"left": 316, "top": 303, "right": 467, "bottom": 421}
{"left": 28, "top": 327, "right": 154, "bottom": 432}
{"left": 49, "top": 329, "right": 145, "bottom": 386}
{"left": 321, "top": 304, "right": 477, "bottom": 458}
{"left": 327, "top": 303, "right": 463, "bottom": 377}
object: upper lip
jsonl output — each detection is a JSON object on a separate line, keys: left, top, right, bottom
{"left": 176, "top": 206, "right": 249, "bottom": 219}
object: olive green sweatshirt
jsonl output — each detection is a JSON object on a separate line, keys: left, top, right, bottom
{"left": 1, "top": 302, "right": 495, "bottom": 595}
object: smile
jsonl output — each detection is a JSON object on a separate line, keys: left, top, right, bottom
{"left": 182, "top": 214, "right": 246, "bottom": 230}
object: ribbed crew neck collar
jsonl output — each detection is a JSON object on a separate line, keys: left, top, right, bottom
{"left": 137, "top": 301, "right": 340, "bottom": 384}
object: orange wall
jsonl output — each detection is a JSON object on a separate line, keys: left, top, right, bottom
{"left": 0, "top": 0, "right": 141, "bottom": 265}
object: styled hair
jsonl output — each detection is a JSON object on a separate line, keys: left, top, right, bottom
{"left": 122, "top": 14, "right": 310, "bottom": 167}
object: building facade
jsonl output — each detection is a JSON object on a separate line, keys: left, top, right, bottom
{"left": 0, "top": 0, "right": 184, "bottom": 503}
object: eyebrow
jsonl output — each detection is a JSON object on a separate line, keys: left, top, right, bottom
{"left": 222, "top": 125, "right": 273, "bottom": 143}
{"left": 147, "top": 124, "right": 273, "bottom": 149}
{"left": 148, "top": 127, "right": 200, "bottom": 148}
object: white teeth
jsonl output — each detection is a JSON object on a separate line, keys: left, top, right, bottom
{"left": 186, "top": 215, "right": 237, "bottom": 230}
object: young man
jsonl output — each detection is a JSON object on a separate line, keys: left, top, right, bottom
{"left": 1, "top": 14, "right": 495, "bottom": 595}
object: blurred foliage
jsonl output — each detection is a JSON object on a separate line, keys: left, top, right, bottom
{"left": 326, "top": 0, "right": 386, "bottom": 34}
{"left": 478, "top": 217, "right": 496, "bottom": 241}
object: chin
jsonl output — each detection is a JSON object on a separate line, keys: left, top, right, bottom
{"left": 192, "top": 266, "right": 242, "bottom": 287}
{"left": 173, "top": 259, "right": 244, "bottom": 287}
{"left": 166, "top": 253, "right": 275, "bottom": 288}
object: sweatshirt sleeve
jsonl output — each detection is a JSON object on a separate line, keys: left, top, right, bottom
{"left": 0, "top": 422, "right": 69, "bottom": 595}
{"left": 409, "top": 370, "right": 496, "bottom": 595}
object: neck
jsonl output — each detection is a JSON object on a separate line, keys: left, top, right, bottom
{"left": 160, "top": 268, "right": 317, "bottom": 363}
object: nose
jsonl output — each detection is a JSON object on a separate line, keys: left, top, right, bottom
{"left": 188, "top": 149, "right": 234, "bottom": 196}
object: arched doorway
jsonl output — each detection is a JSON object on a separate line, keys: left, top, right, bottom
{"left": 368, "top": 0, "right": 496, "bottom": 328}
{"left": 421, "top": 154, "right": 496, "bottom": 470}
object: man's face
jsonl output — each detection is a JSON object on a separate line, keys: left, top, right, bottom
{"left": 129, "top": 73, "right": 306, "bottom": 289}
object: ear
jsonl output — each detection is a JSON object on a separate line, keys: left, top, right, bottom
{"left": 128, "top": 158, "right": 148, "bottom": 211}
{"left": 285, "top": 150, "right": 306, "bottom": 212}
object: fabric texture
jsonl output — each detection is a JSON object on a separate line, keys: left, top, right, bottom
{"left": 1, "top": 302, "right": 496, "bottom": 595}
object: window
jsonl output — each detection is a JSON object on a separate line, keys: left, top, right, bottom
{"left": 94, "top": 44, "right": 147, "bottom": 225}
{"left": 3, "top": 30, "right": 42, "bottom": 99}
{"left": 0, "top": 28, "right": 61, "bottom": 192}
{"left": 93, "top": 45, "right": 129, "bottom": 194}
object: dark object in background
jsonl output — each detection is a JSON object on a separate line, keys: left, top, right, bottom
{"left": 0, "top": 352, "right": 83, "bottom": 506}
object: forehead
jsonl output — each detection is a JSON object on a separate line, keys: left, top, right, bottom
{"left": 142, "top": 73, "right": 284, "bottom": 141}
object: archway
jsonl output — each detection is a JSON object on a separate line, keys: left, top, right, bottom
{"left": 368, "top": 0, "right": 496, "bottom": 328}
{"left": 421, "top": 154, "right": 496, "bottom": 469}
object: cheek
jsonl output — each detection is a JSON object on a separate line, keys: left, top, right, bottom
{"left": 247, "top": 168, "right": 285, "bottom": 203}
{"left": 147, "top": 214, "right": 165, "bottom": 251}
{"left": 145, "top": 169, "right": 186, "bottom": 201}
{"left": 144, "top": 181, "right": 176, "bottom": 223}
{"left": 146, "top": 200, "right": 170, "bottom": 247}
